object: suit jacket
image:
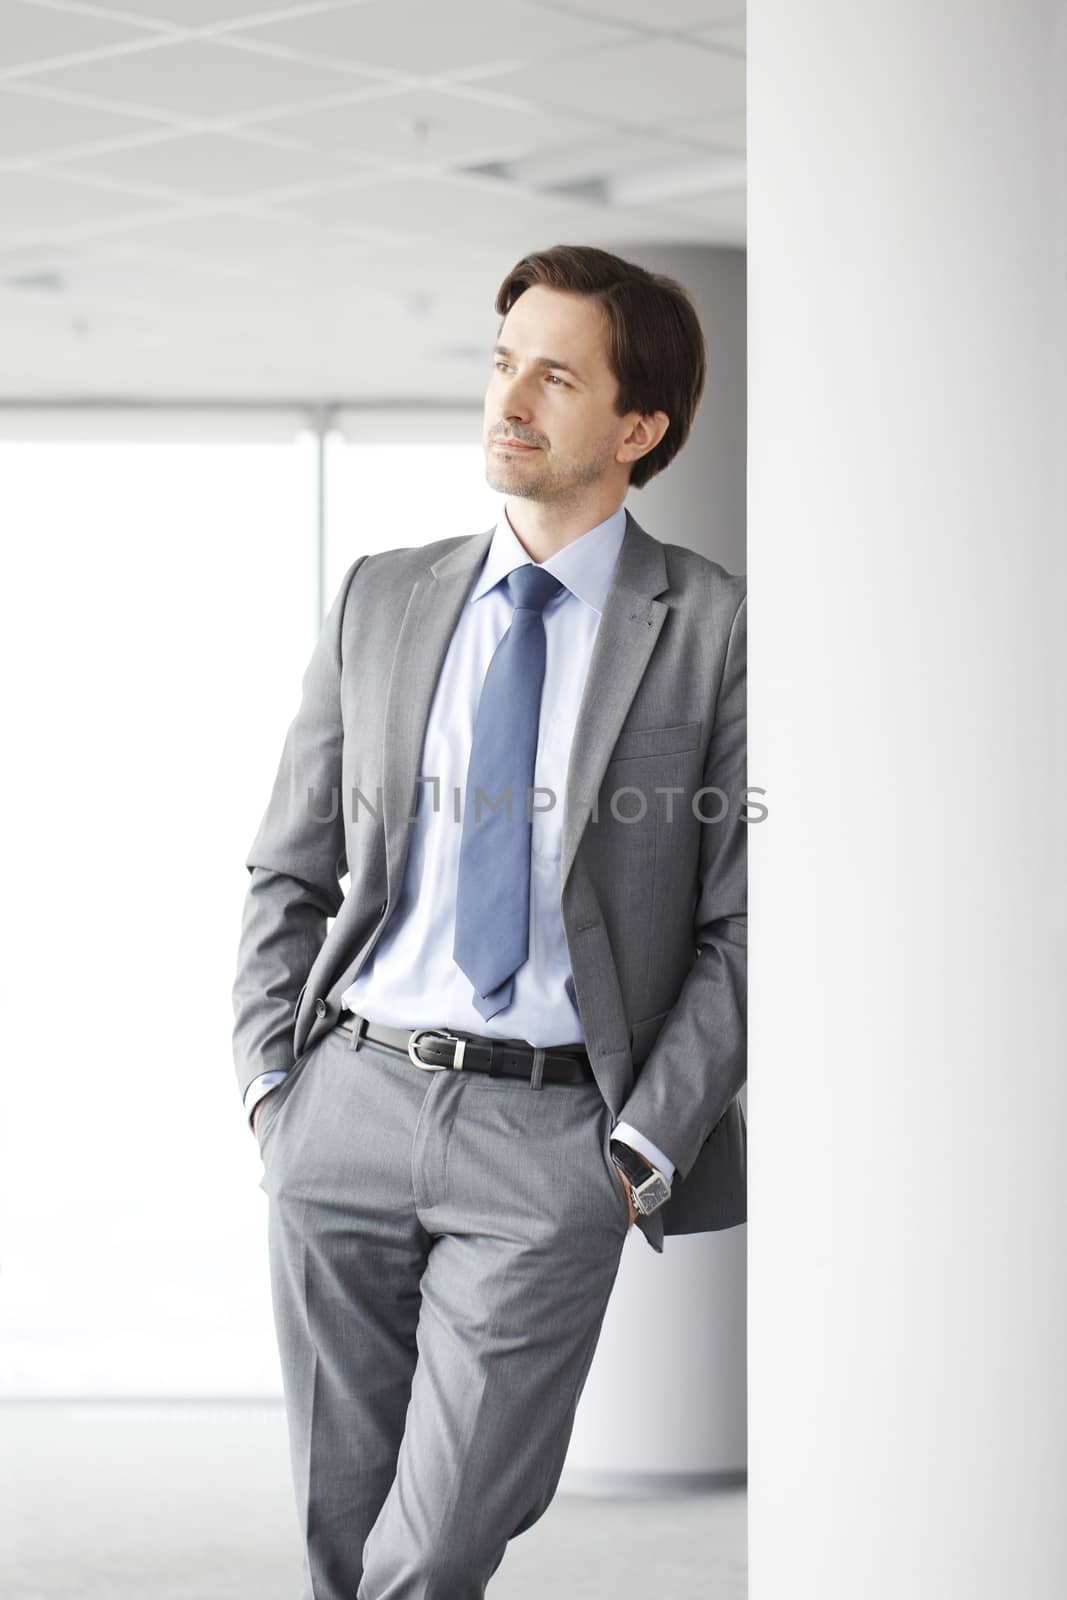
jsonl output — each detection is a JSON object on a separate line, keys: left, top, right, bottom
{"left": 232, "top": 508, "right": 747, "bottom": 1253}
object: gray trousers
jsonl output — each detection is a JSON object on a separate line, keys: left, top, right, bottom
{"left": 256, "top": 1017, "right": 632, "bottom": 1600}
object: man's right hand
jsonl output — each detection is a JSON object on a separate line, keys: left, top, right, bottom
{"left": 251, "top": 1093, "right": 275, "bottom": 1138}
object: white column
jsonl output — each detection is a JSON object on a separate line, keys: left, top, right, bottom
{"left": 748, "top": 3, "right": 1067, "bottom": 1596}
{"left": 564, "top": 245, "right": 749, "bottom": 1488}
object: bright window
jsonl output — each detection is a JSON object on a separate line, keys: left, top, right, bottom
{"left": 0, "top": 415, "right": 505, "bottom": 1397}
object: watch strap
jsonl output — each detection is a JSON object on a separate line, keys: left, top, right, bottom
{"left": 610, "top": 1137, "right": 672, "bottom": 1212}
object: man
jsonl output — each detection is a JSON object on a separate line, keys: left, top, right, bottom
{"left": 232, "top": 243, "right": 747, "bottom": 1599}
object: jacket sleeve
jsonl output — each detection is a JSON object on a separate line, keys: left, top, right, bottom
{"left": 230, "top": 557, "right": 365, "bottom": 1102}
{"left": 614, "top": 590, "right": 748, "bottom": 1181}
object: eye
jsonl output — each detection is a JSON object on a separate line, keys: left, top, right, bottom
{"left": 494, "top": 359, "right": 511, "bottom": 372}
{"left": 546, "top": 374, "right": 568, "bottom": 387}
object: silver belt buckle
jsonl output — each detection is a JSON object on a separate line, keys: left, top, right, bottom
{"left": 406, "top": 1028, "right": 467, "bottom": 1070}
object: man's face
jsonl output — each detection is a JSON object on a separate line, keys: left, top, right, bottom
{"left": 483, "top": 284, "right": 630, "bottom": 506}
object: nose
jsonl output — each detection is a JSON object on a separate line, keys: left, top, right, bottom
{"left": 498, "top": 368, "right": 536, "bottom": 423}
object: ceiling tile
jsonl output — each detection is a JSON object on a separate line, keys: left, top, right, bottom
{"left": 272, "top": 170, "right": 640, "bottom": 249}
{"left": 632, "top": 187, "right": 746, "bottom": 242}
{"left": 0, "top": 238, "right": 76, "bottom": 279}
{"left": 19, "top": 36, "right": 380, "bottom": 120}
{"left": 50, "top": 130, "right": 375, "bottom": 200}
{"left": 0, "top": 321, "right": 188, "bottom": 397}
{"left": 257, "top": 230, "right": 501, "bottom": 295}
{"left": 83, "top": 207, "right": 350, "bottom": 265}
{"left": 0, "top": 1, "right": 162, "bottom": 74}
{"left": 96, "top": 238, "right": 297, "bottom": 284}
{"left": 481, "top": 37, "right": 745, "bottom": 127}
{"left": 691, "top": 20, "right": 746, "bottom": 52}
{"left": 301, "top": 247, "right": 510, "bottom": 332}
{"left": 508, "top": 128, "right": 718, "bottom": 188}
{"left": 84, "top": 208, "right": 432, "bottom": 288}
{"left": 91, "top": 231, "right": 476, "bottom": 325}
{"left": 0, "top": 167, "right": 179, "bottom": 245}
{"left": 229, "top": 0, "right": 633, "bottom": 78}
{"left": 256, "top": 84, "right": 601, "bottom": 170}
{"left": 0, "top": 257, "right": 200, "bottom": 337}
{"left": 665, "top": 109, "right": 746, "bottom": 152}
{"left": 524, "top": 0, "right": 744, "bottom": 27}
{"left": 0, "top": 244, "right": 255, "bottom": 325}
{"left": 20, "top": 259, "right": 402, "bottom": 339}
{"left": 107, "top": 0, "right": 353, "bottom": 23}
{"left": 0, "top": 86, "right": 165, "bottom": 161}
{"left": 0, "top": 298, "right": 169, "bottom": 360}
{"left": 278, "top": 175, "right": 692, "bottom": 271}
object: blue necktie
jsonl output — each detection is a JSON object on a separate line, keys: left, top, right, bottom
{"left": 453, "top": 564, "right": 564, "bottom": 1020}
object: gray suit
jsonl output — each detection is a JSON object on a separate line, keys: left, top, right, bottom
{"left": 232, "top": 509, "right": 746, "bottom": 1594}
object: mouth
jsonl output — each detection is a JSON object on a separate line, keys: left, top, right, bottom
{"left": 493, "top": 440, "right": 540, "bottom": 453}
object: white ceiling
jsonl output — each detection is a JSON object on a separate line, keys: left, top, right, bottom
{"left": 0, "top": 0, "right": 746, "bottom": 404}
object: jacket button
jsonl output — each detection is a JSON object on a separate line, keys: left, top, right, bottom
{"left": 314, "top": 998, "right": 327, "bottom": 1018}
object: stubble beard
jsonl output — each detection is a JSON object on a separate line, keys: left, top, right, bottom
{"left": 485, "top": 433, "right": 619, "bottom": 510}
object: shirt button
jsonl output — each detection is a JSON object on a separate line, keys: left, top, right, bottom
{"left": 314, "top": 998, "right": 327, "bottom": 1018}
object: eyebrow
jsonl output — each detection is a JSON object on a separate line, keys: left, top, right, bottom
{"left": 493, "top": 344, "right": 585, "bottom": 383}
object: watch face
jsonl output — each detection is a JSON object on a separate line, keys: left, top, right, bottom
{"left": 635, "top": 1173, "right": 671, "bottom": 1214}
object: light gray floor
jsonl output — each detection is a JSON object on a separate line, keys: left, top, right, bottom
{"left": 1, "top": 1402, "right": 746, "bottom": 1598}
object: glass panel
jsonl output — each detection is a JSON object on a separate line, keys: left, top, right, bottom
{"left": 0, "top": 428, "right": 317, "bottom": 1396}
{"left": 0, "top": 411, "right": 505, "bottom": 1396}
{"left": 324, "top": 422, "right": 503, "bottom": 601}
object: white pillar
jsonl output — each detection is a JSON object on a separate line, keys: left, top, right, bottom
{"left": 748, "top": 3, "right": 1067, "bottom": 1596}
{"left": 564, "top": 245, "right": 749, "bottom": 1488}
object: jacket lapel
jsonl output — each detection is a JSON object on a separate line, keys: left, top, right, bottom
{"left": 560, "top": 511, "right": 669, "bottom": 891}
{"left": 381, "top": 527, "right": 494, "bottom": 902}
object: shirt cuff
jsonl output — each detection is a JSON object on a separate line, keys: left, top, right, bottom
{"left": 243, "top": 1070, "right": 289, "bottom": 1129}
{"left": 610, "top": 1120, "right": 676, "bottom": 1185}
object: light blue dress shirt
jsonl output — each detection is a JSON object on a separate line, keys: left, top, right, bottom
{"left": 244, "top": 503, "right": 675, "bottom": 1184}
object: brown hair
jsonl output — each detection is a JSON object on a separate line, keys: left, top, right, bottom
{"left": 494, "top": 243, "right": 707, "bottom": 490}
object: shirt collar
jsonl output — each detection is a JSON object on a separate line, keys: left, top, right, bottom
{"left": 469, "top": 502, "right": 628, "bottom": 616}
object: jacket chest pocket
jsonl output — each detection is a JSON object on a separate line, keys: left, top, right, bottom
{"left": 608, "top": 720, "right": 701, "bottom": 763}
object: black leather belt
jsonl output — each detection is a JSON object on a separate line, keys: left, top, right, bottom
{"left": 338, "top": 1014, "right": 595, "bottom": 1085}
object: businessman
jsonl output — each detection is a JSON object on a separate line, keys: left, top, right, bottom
{"left": 232, "top": 242, "right": 747, "bottom": 1599}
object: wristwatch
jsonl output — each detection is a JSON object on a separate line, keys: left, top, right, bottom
{"left": 609, "top": 1138, "right": 672, "bottom": 1215}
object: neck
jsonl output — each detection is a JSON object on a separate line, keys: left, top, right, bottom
{"left": 504, "top": 491, "right": 626, "bottom": 563}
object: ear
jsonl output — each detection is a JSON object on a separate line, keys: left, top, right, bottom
{"left": 617, "top": 410, "right": 670, "bottom": 467}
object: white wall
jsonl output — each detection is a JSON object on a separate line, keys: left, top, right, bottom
{"left": 748, "top": 2, "right": 1067, "bottom": 1594}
